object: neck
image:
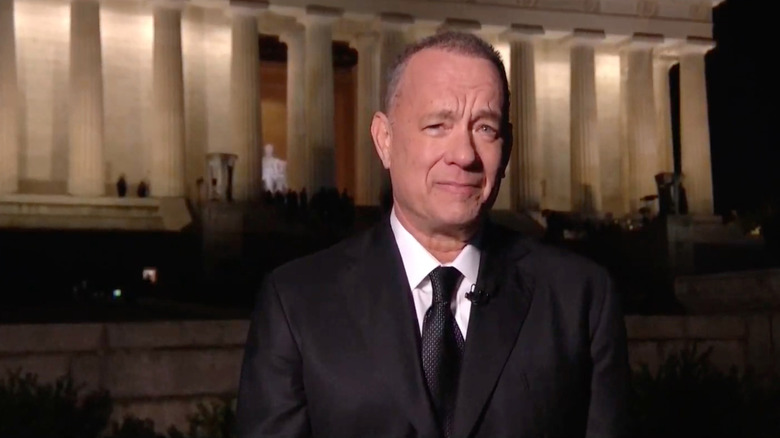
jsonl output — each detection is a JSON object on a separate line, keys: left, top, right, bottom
{"left": 394, "top": 206, "right": 478, "bottom": 264}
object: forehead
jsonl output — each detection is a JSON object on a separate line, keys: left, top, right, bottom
{"left": 395, "top": 48, "right": 504, "bottom": 107}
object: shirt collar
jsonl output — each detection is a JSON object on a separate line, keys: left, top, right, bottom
{"left": 390, "top": 208, "right": 481, "bottom": 290}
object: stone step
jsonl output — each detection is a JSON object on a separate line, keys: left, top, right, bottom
{"left": 0, "top": 195, "right": 190, "bottom": 231}
{"left": 0, "top": 213, "right": 163, "bottom": 230}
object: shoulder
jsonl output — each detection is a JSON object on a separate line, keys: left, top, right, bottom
{"left": 492, "top": 226, "right": 619, "bottom": 332}
{"left": 267, "top": 227, "right": 371, "bottom": 291}
{"left": 524, "top": 239, "right": 608, "bottom": 282}
{"left": 265, "top": 222, "right": 376, "bottom": 302}
{"left": 490, "top": 224, "right": 612, "bottom": 297}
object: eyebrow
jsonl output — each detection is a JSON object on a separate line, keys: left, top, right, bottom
{"left": 421, "top": 109, "right": 502, "bottom": 123}
{"left": 421, "top": 110, "right": 458, "bottom": 123}
{"left": 472, "top": 109, "right": 502, "bottom": 124}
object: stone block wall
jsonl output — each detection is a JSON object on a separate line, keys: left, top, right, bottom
{"left": 1, "top": 316, "right": 778, "bottom": 430}
{"left": 625, "top": 315, "right": 779, "bottom": 377}
{"left": 0, "top": 320, "right": 247, "bottom": 429}
{"left": 674, "top": 269, "right": 780, "bottom": 314}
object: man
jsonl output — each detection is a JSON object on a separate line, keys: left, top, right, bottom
{"left": 237, "top": 32, "right": 629, "bottom": 438}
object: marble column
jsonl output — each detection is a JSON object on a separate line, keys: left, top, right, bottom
{"left": 151, "top": 1, "right": 186, "bottom": 197}
{"left": 654, "top": 56, "right": 676, "bottom": 173}
{"left": 503, "top": 25, "right": 544, "bottom": 211}
{"left": 303, "top": 7, "right": 340, "bottom": 191}
{"left": 569, "top": 30, "right": 604, "bottom": 213}
{"left": 0, "top": 0, "right": 19, "bottom": 194}
{"left": 68, "top": 0, "right": 105, "bottom": 197}
{"left": 230, "top": 6, "right": 263, "bottom": 202}
{"left": 374, "top": 14, "right": 412, "bottom": 200}
{"left": 679, "top": 38, "right": 715, "bottom": 215}
{"left": 280, "top": 26, "right": 306, "bottom": 192}
{"left": 377, "top": 14, "right": 412, "bottom": 109}
{"left": 622, "top": 34, "right": 662, "bottom": 212}
{"left": 352, "top": 31, "right": 382, "bottom": 206}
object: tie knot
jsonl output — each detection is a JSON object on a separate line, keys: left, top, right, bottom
{"left": 429, "top": 266, "right": 462, "bottom": 305}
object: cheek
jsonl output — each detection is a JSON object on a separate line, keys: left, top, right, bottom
{"left": 480, "top": 145, "right": 504, "bottom": 178}
{"left": 394, "top": 138, "right": 438, "bottom": 180}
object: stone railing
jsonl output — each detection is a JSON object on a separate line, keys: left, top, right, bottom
{"left": 1, "top": 315, "right": 778, "bottom": 430}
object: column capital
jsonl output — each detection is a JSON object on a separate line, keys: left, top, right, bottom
{"left": 260, "top": 13, "right": 301, "bottom": 37}
{"left": 437, "top": 18, "right": 482, "bottom": 34}
{"left": 376, "top": 12, "right": 413, "bottom": 31}
{"left": 150, "top": 0, "right": 188, "bottom": 10}
{"left": 350, "top": 30, "right": 379, "bottom": 50}
{"left": 500, "top": 23, "right": 544, "bottom": 42}
{"left": 620, "top": 32, "right": 665, "bottom": 51}
{"left": 659, "top": 36, "right": 715, "bottom": 58}
{"left": 227, "top": 0, "right": 268, "bottom": 17}
{"left": 301, "top": 5, "right": 342, "bottom": 25}
{"left": 378, "top": 11, "right": 413, "bottom": 25}
{"left": 568, "top": 28, "right": 606, "bottom": 46}
{"left": 279, "top": 22, "right": 305, "bottom": 43}
{"left": 679, "top": 36, "right": 715, "bottom": 54}
{"left": 655, "top": 53, "right": 679, "bottom": 68}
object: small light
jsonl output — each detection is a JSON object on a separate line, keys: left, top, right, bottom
{"left": 113, "top": 289, "right": 122, "bottom": 298}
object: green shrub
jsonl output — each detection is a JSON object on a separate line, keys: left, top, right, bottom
{"left": 0, "top": 368, "right": 237, "bottom": 438}
{"left": 5, "top": 353, "right": 779, "bottom": 438}
{"left": 0, "top": 368, "right": 112, "bottom": 438}
{"left": 106, "top": 417, "right": 166, "bottom": 438}
{"left": 629, "top": 344, "right": 780, "bottom": 437}
{"left": 168, "top": 399, "right": 236, "bottom": 438}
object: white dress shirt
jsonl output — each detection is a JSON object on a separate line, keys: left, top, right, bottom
{"left": 390, "top": 209, "right": 481, "bottom": 339}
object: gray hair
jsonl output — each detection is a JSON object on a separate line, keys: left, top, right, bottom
{"left": 383, "top": 31, "right": 511, "bottom": 133}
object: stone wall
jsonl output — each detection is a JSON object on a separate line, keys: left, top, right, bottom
{"left": 625, "top": 315, "right": 778, "bottom": 376}
{"left": 674, "top": 269, "right": 780, "bottom": 314}
{"left": 1, "top": 316, "right": 778, "bottom": 430}
{"left": 0, "top": 321, "right": 247, "bottom": 429}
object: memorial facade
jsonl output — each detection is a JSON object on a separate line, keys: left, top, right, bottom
{"left": 0, "top": 0, "right": 721, "bottom": 222}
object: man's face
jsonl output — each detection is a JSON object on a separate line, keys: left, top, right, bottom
{"left": 372, "top": 48, "right": 508, "bottom": 235}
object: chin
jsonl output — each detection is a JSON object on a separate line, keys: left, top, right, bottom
{"left": 434, "top": 204, "right": 482, "bottom": 229}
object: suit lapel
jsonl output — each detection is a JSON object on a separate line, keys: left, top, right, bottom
{"left": 453, "top": 224, "right": 534, "bottom": 438}
{"left": 346, "top": 219, "right": 439, "bottom": 438}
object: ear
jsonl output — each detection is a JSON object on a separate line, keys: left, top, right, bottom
{"left": 371, "top": 111, "right": 392, "bottom": 169}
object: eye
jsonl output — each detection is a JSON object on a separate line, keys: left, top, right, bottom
{"left": 423, "top": 124, "right": 445, "bottom": 135}
{"left": 476, "top": 124, "right": 499, "bottom": 139}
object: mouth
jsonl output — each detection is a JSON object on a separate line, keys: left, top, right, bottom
{"left": 435, "top": 182, "right": 481, "bottom": 197}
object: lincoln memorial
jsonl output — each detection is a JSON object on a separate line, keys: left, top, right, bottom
{"left": 0, "top": 0, "right": 720, "bottom": 230}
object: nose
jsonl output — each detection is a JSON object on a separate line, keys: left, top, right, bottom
{"left": 444, "top": 125, "right": 478, "bottom": 169}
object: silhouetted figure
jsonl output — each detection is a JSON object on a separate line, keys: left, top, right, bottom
{"left": 274, "top": 191, "right": 285, "bottom": 211}
{"left": 300, "top": 188, "right": 308, "bottom": 212}
{"left": 264, "top": 190, "right": 274, "bottom": 205}
{"left": 137, "top": 180, "right": 149, "bottom": 198}
{"left": 655, "top": 172, "right": 675, "bottom": 216}
{"left": 678, "top": 184, "right": 689, "bottom": 215}
{"left": 116, "top": 174, "right": 127, "bottom": 197}
{"left": 286, "top": 189, "right": 299, "bottom": 219}
{"left": 542, "top": 209, "right": 566, "bottom": 244}
{"left": 340, "top": 189, "right": 355, "bottom": 229}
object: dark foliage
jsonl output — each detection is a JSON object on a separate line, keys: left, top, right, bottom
{"left": 0, "top": 369, "right": 111, "bottom": 438}
{"left": 629, "top": 345, "right": 780, "bottom": 437}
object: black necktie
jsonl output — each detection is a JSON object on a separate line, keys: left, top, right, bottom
{"left": 422, "top": 266, "right": 465, "bottom": 438}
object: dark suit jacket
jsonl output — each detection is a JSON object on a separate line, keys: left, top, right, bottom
{"left": 237, "top": 217, "right": 629, "bottom": 438}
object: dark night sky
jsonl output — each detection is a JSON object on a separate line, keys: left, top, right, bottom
{"left": 708, "top": 0, "right": 778, "bottom": 214}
